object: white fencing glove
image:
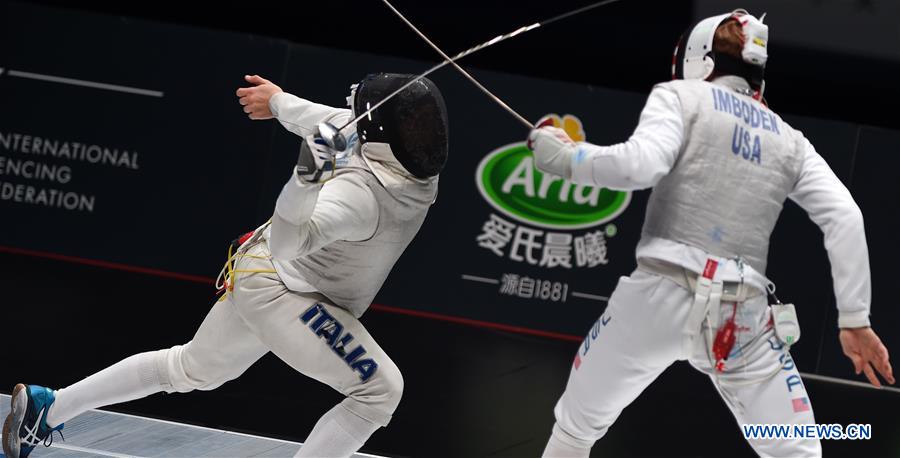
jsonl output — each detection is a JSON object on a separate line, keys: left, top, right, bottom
{"left": 296, "top": 130, "right": 337, "bottom": 183}
{"left": 527, "top": 117, "right": 577, "bottom": 179}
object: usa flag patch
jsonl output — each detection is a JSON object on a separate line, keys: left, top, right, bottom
{"left": 792, "top": 397, "right": 810, "bottom": 412}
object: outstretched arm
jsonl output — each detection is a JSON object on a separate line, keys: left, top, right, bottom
{"left": 788, "top": 140, "right": 893, "bottom": 387}
{"left": 236, "top": 74, "right": 350, "bottom": 137}
{"left": 527, "top": 85, "right": 684, "bottom": 190}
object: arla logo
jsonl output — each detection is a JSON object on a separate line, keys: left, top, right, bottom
{"left": 475, "top": 114, "right": 631, "bottom": 230}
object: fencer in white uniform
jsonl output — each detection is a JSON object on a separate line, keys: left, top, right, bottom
{"left": 527, "top": 10, "right": 894, "bottom": 458}
{"left": 3, "top": 73, "right": 449, "bottom": 458}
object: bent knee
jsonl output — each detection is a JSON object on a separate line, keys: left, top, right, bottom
{"left": 377, "top": 362, "right": 404, "bottom": 412}
{"left": 344, "top": 359, "right": 404, "bottom": 426}
{"left": 361, "top": 359, "right": 404, "bottom": 411}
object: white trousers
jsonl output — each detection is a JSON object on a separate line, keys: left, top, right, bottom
{"left": 161, "top": 241, "right": 403, "bottom": 427}
{"left": 551, "top": 268, "right": 821, "bottom": 457}
{"left": 45, "top": 241, "right": 399, "bottom": 457}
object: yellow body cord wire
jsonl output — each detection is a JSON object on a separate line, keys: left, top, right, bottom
{"left": 215, "top": 160, "right": 336, "bottom": 302}
{"left": 216, "top": 237, "right": 277, "bottom": 302}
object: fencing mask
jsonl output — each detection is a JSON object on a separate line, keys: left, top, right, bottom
{"left": 350, "top": 73, "right": 449, "bottom": 178}
{"left": 672, "top": 9, "right": 769, "bottom": 98}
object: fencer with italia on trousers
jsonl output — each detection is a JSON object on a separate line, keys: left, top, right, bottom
{"left": 2, "top": 73, "right": 450, "bottom": 458}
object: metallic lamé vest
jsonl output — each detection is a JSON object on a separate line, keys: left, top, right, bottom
{"left": 273, "top": 155, "right": 432, "bottom": 317}
{"left": 641, "top": 78, "right": 805, "bottom": 273}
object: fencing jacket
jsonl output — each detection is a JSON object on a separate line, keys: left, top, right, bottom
{"left": 569, "top": 76, "right": 871, "bottom": 328}
{"left": 262, "top": 92, "right": 437, "bottom": 318}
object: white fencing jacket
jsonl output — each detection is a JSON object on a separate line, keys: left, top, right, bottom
{"left": 569, "top": 76, "right": 870, "bottom": 328}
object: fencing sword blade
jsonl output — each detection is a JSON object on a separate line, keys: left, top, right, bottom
{"left": 381, "top": 0, "right": 534, "bottom": 129}
{"left": 336, "top": 0, "right": 624, "bottom": 133}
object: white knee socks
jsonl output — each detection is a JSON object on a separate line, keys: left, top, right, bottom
{"left": 46, "top": 350, "right": 167, "bottom": 428}
{"left": 295, "top": 402, "right": 381, "bottom": 458}
{"left": 542, "top": 422, "right": 593, "bottom": 458}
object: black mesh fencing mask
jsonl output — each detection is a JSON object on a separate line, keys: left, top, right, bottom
{"left": 352, "top": 73, "right": 449, "bottom": 178}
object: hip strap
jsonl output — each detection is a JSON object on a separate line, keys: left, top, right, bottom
{"left": 637, "top": 258, "right": 763, "bottom": 302}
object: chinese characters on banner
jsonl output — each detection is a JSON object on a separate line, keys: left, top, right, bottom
{"left": 477, "top": 213, "right": 610, "bottom": 268}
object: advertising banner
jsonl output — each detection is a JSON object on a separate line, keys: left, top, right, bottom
{"left": 1, "top": 1, "right": 290, "bottom": 275}
{"left": 4, "top": 1, "right": 896, "bottom": 381}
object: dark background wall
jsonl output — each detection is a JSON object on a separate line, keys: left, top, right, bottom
{"left": 2, "top": 1, "right": 899, "bottom": 456}
{"left": 13, "top": 0, "right": 900, "bottom": 131}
